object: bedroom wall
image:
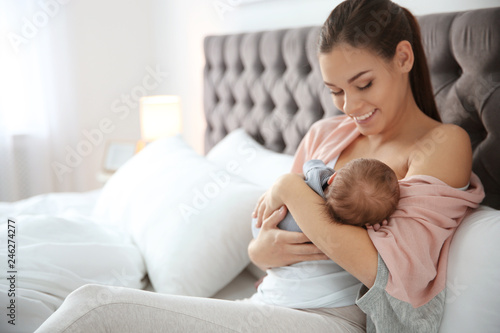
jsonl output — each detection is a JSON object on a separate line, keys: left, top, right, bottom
{"left": 61, "top": 0, "right": 162, "bottom": 192}
{"left": 23, "top": 0, "right": 162, "bottom": 193}
{"left": 17, "top": 0, "right": 496, "bottom": 194}
{"left": 151, "top": 0, "right": 500, "bottom": 156}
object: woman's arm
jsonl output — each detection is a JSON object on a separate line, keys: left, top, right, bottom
{"left": 248, "top": 206, "right": 329, "bottom": 271}
{"left": 258, "top": 173, "right": 378, "bottom": 288}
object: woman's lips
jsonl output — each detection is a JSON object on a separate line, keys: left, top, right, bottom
{"left": 353, "top": 109, "right": 377, "bottom": 124}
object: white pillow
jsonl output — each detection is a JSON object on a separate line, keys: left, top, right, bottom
{"left": 206, "top": 129, "right": 295, "bottom": 279}
{"left": 93, "top": 136, "right": 265, "bottom": 297}
{"left": 206, "top": 129, "right": 294, "bottom": 189}
{"left": 440, "top": 205, "right": 500, "bottom": 333}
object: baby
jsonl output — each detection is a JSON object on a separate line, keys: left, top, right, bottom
{"left": 271, "top": 158, "right": 400, "bottom": 235}
{"left": 250, "top": 158, "right": 400, "bottom": 309}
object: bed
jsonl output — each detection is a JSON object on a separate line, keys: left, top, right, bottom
{"left": 1, "top": 6, "right": 499, "bottom": 333}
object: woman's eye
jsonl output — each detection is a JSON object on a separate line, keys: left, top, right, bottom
{"left": 330, "top": 90, "right": 343, "bottom": 96}
{"left": 358, "top": 81, "right": 373, "bottom": 91}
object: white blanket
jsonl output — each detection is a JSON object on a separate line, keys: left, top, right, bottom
{"left": 0, "top": 192, "right": 146, "bottom": 333}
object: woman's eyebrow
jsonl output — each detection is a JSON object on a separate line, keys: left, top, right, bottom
{"left": 324, "top": 70, "right": 372, "bottom": 87}
{"left": 347, "top": 70, "right": 371, "bottom": 84}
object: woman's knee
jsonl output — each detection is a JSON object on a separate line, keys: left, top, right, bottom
{"left": 36, "top": 284, "right": 116, "bottom": 333}
{"left": 64, "top": 284, "right": 118, "bottom": 309}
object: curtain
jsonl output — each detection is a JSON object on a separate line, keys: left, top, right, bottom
{"left": 0, "top": 1, "right": 77, "bottom": 201}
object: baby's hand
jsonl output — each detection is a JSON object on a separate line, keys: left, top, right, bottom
{"left": 365, "top": 220, "right": 388, "bottom": 232}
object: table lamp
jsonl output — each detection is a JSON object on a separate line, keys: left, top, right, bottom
{"left": 137, "top": 95, "right": 182, "bottom": 151}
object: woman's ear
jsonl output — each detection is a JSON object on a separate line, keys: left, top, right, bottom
{"left": 394, "top": 40, "right": 414, "bottom": 73}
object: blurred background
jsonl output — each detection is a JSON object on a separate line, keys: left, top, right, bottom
{"left": 0, "top": 0, "right": 497, "bottom": 201}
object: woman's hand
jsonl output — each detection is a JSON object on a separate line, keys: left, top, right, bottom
{"left": 248, "top": 205, "right": 329, "bottom": 271}
{"left": 252, "top": 187, "right": 284, "bottom": 229}
{"left": 251, "top": 172, "right": 378, "bottom": 286}
{"left": 252, "top": 174, "right": 301, "bottom": 228}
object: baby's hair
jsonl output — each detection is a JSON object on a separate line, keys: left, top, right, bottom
{"left": 324, "top": 158, "right": 400, "bottom": 226}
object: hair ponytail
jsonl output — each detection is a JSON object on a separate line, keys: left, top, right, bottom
{"left": 401, "top": 8, "right": 441, "bottom": 122}
{"left": 319, "top": 0, "right": 441, "bottom": 122}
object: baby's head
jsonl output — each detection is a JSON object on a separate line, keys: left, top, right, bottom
{"left": 324, "top": 158, "right": 400, "bottom": 227}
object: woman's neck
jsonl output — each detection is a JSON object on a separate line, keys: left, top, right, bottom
{"left": 367, "top": 93, "right": 433, "bottom": 147}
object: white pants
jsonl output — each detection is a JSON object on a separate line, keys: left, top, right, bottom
{"left": 36, "top": 284, "right": 366, "bottom": 332}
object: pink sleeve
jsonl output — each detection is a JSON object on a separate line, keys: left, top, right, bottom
{"left": 290, "top": 131, "right": 313, "bottom": 173}
{"left": 368, "top": 174, "right": 485, "bottom": 307}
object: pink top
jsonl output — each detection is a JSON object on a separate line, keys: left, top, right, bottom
{"left": 291, "top": 115, "right": 485, "bottom": 307}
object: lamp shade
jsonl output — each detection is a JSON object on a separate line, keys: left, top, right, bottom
{"left": 140, "top": 95, "right": 182, "bottom": 141}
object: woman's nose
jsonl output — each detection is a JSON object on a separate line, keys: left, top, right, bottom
{"left": 343, "top": 94, "right": 363, "bottom": 116}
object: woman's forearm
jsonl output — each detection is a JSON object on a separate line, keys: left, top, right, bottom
{"left": 248, "top": 204, "right": 330, "bottom": 270}
{"left": 276, "top": 173, "right": 379, "bottom": 288}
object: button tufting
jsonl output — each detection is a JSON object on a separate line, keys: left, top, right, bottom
{"left": 203, "top": 8, "right": 500, "bottom": 208}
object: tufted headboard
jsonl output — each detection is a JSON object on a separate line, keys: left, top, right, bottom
{"left": 203, "top": 7, "right": 500, "bottom": 209}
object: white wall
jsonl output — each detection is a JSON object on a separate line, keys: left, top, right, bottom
{"left": 151, "top": 0, "right": 500, "bottom": 155}
{"left": 35, "top": 0, "right": 160, "bottom": 192}
{"left": 22, "top": 0, "right": 498, "bottom": 193}
{"left": 62, "top": 0, "right": 159, "bottom": 191}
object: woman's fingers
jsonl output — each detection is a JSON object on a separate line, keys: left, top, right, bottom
{"left": 290, "top": 242, "right": 326, "bottom": 255}
{"left": 250, "top": 205, "right": 331, "bottom": 268}
{"left": 280, "top": 229, "right": 312, "bottom": 244}
{"left": 261, "top": 205, "right": 287, "bottom": 230}
{"left": 284, "top": 242, "right": 329, "bottom": 263}
{"left": 280, "top": 231, "right": 329, "bottom": 261}
{"left": 257, "top": 200, "right": 267, "bottom": 227}
{"left": 252, "top": 192, "right": 266, "bottom": 218}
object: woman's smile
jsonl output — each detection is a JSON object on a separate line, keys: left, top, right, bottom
{"left": 351, "top": 109, "right": 378, "bottom": 124}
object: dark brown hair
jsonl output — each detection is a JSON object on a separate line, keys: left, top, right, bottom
{"left": 318, "top": 0, "right": 441, "bottom": 122}
{"left": 324, "top": 158, "right": 400, "bottom": 226}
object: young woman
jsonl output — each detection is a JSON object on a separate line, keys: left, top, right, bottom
{"left": 36, "top": 1, "right": 484, "bottom": 332}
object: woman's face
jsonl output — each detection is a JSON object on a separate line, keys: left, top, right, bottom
{"left": 318, "top": 43, "right": 410, "bottom": 136}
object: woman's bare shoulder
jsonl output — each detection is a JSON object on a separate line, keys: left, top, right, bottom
{"left": 406, "top": 123, "right": 472, "bottom": 188}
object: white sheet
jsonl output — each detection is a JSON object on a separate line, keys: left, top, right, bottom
{"left": 0, "top": 191, "right": 147, "bottom": 333}
{"left": 0, "top": 190, "right": 102, "bottom": 219}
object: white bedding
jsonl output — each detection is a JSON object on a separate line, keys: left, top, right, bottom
{"left": 0, "top": 131, "right": 288, "bottom": 332}
{"left": 0, "top": 190, "right": 102, "bottom": 218}
{"left": 1, "top": 132, "right": 499, "bottom": 333}
{"left": 0, "top": 133, "right": 275, "bottom": 332}
{"left": 0, "top": 191, "right": 147, "bottom": 333}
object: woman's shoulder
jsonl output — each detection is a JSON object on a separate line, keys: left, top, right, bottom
{"left": 406, "top": 123, "right": 472, "bottom": 188}
{"left": 415, "top": 123, "right": 470, "bottom": 151}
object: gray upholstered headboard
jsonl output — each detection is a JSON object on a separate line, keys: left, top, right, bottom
{"left": 203, "top": 7, "right": 500, "bottom": 209}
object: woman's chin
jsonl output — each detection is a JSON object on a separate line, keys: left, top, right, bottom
{"left": 356, "top": 125, "right": 380, "bottom": 137}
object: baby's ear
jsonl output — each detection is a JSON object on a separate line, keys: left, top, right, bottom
{"left": 327, "top": 172, "right": 336, "bottom": 185}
